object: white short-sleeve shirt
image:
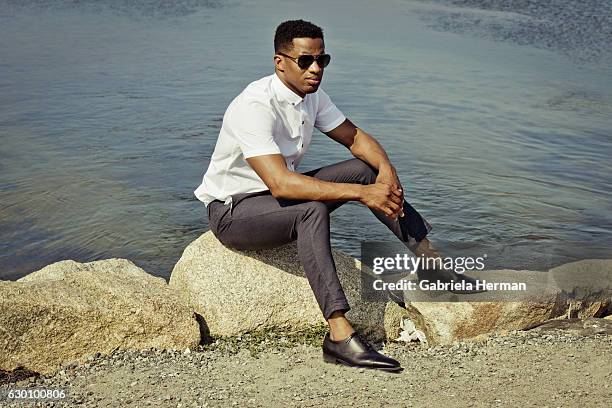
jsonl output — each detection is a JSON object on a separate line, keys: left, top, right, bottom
{"left": 194, "top": 73, "right": 346, "bottom": 206}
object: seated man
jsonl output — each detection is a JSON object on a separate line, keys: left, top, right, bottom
{"left": 195, "top": 19, "right": 477, "bottom": 372}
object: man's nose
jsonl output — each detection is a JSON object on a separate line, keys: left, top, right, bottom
{"left": 309, "top": 60, "right": 323, "bottom": 73}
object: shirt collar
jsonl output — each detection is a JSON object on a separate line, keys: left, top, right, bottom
{"left": 272, "top": 73, "right": 304, "bottom": 106}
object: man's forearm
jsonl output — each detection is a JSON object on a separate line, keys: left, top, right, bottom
{"left": 348, "top": 127, "right": 404, "bottom": 215}
{"left": 349, "top": 128, "right": 393, "bottom": 171}
{"left": 270, "top": 128, "right": 393, "bottom": 201}
{"left": 272, "top": 172, "right": 364, "bottom": 202}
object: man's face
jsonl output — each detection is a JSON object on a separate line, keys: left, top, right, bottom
{"left": 275, "top": 37, "right": 325, "bottom": 98}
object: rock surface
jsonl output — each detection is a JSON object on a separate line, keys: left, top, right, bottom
{"left": 550, "top": 259, "right": 612, "bottom": 317}
{"left": 171, "top": 232, "right": 611, "bottom": 346}
{"left": 170, "top": 231, "right": 389, "bottom": 340}
{"left": 396, "top": 260, "right": 612, "bottom": 345}
{"left": 171, "top": 232, "right": 612, "bottom": 346}
{"left": 531, "top": 317, "right": 612, "bottom": 336}
{"left": 0, "top": 259, "right": 200, "bottom": 375}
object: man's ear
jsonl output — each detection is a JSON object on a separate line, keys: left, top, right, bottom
{"left": 274, "top": 54, "right": 284, "bottom": 72}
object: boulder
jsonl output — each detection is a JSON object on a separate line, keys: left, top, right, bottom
{"left": 0, "top": 259, "right": 200, "bottom": 375}
{"left": 170, "top": 231, "right": 611, "bottom": 346}
{"left": 549, "top": 259, "right": 612, "bottom": 318}
{"left": 529, "top": 317, "right": 612, "bottom": 336}
{"left": 170, "top": 231, "right": 389, "bottom": 340}
{"left": 394, "top": 260, "right": 612, "bottom": 345}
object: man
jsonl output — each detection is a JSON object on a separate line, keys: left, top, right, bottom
{"left": 195, "top": 19, "right": 479, "bottom": 372}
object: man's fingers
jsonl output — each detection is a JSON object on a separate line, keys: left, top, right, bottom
{"left": 378, "top": 177, "right": 405, "bottom": 218}
{"left": 389, "top": 197, "right": 405, "bottom": 218}
{"left": 381, "top": 183, "right": 402, "bottom": 199}
{"left": 387, "top": 201, "right": 400, "bottom": 214}
{"left": 389, "top": 193, "right": 402, "bottom": 205}
{"left": 394, "top": 201, "right": 405, "bottom": 217}
{"left": 396, "top": 180, "right": 405, "bottom": 199}
{"left": 379, "top": 180, "right": 401, "bottom": 193}
{"left": 382, "top": 206, "right": 398, "bottom": 219}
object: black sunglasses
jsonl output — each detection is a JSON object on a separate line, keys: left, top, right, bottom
{"left": 277, "top": 52, "right": 331, "bottom": 70}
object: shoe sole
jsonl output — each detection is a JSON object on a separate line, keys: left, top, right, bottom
{"left": 322, "top": 352, "right": 403, "bottom": 373}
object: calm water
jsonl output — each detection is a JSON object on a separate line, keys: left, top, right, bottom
{"left": 1, "top": 0, "right": 611, "bottom": 280}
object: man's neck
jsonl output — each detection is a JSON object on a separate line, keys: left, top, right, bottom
{"left": 274, "top": 70, "right": 305, "bottom": 99}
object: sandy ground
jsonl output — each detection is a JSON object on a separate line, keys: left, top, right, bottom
{"left": 1, "top": 319, "right": 611, "bottom": 408}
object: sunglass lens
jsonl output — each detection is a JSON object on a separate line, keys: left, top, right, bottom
{"left": 319, "top": 54, "right": 331, "bottom": 67}
{"left": 297, "top": 55, "right": 315, "bottom": 69}
{"left": 296, "top": 54, "right": 331, "bottom": 69}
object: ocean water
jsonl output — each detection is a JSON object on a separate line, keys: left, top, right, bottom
{"left": 1, "top": 0, "right": 611, "bottom": 280}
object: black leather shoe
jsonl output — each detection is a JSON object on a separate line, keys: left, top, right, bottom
{"left": 322, "top": 332, "right": 402, "bottom": 372}
{"left": 416, "top": 267, "right": 487, "bottom": 294}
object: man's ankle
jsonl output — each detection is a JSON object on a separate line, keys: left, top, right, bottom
{"left": 327, "top": 311, "right": 355, "bottom": 341}
{"left": 329, "top": 329, "right": 355, "bottom": 342}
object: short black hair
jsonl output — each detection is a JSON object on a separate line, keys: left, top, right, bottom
{"left": 274, "top": 19, "right": 324, "bottom": 53}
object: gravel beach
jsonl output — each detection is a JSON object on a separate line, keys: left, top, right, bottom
{"left": 2, "top": 320, "right": 611, "bottom": 408}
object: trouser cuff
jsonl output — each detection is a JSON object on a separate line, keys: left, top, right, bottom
{"left": 323, "top": 300, "right": 351, "bottom": 321}
{"left": 400, "top": 201, "right": 433, "bottom": 242}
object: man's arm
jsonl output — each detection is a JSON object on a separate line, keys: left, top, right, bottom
{"left": 245, "top": 154, "right": 403, "bottom": 219}
{"left": 324, "top": 119, "right": 390, "bottom": 171}
{"left": 325, "top": 119, "right": 405, "bottom": 216}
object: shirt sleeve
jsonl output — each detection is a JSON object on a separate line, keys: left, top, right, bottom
{"left": 231, "top": 99, "right": 282, "bottom": 159}
{"left": 314, "top": 88, "right": 346, "bottom": 133}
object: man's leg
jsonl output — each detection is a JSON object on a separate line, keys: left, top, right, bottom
{"left": 208, "top": 158, "right": 434, "bottom": 338}
{"left": 299, "top": 158, "right": 433, "bottom": 245}
{"left": 296, "top": 158, "right": 434, "bottom": 337}
{"left": 208, "top": 192, "right": 351, "bottom": 325}
{"left": 207, "top": 159, "right": 424, "bottom": 371}
{"left": 302, "top": 158, "right": 484, "bottom": 295}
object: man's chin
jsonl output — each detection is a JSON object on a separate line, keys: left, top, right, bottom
{"left": 303, "top": 84, "right": 321, "bottom": 94}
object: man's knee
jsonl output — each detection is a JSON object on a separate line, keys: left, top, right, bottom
{"left": 347, "top": 158, "right": 377, "bottom": 185}
{"left": 297, "top": 201, "right": 331, "bottom": 228}
{"left": 302, "top": 200, "right": 329, "bottom": 217}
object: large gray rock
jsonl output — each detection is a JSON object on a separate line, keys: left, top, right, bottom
{"left": 529, "top": 317, "right": 612, "bottom": 336}
{"left": 387, "top": 260, "right": 612, "bottom": 345}
{"left": 170, "top": 231, "right": 389, "bottom": 340}
{"left": 549, "top": 259, "right": 612, "bottom": 317}
{"left": 171, "top": 231, "right": 611, "bottom": 346}
{"left": 0, "top": 259, "right": 200, "bottom": 375}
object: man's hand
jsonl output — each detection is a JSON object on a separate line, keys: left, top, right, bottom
{"left": 324, "top": 121, "right": 406, "bottom": 219}
{"left": 375, "top": 164, "right": 405, "bottom": 218}
{"left": 360, "top": 183, "right": 403, "bottom": 220}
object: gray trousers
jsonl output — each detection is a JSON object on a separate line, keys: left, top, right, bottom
{"left": 207, "top": 158, "right": 432, "bottom": 320}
